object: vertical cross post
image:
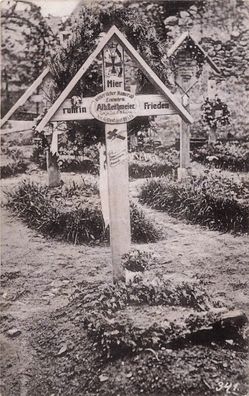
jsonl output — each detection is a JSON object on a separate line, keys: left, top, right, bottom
{"left": 208, "top": 127, "right": 217, "bottom": 144}
{"left": 105, "top": 124, "right": 130, "bottom": 282}
{"left": 103, "top": 40, "right": 131, "bottom": 283}
{"left": 178, "top": 120, "right": 191, "bottom": 180}
{"left": 178, "top": 96, "right": 191, "bottom": 181}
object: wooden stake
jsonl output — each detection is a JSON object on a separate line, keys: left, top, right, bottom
{"left": 178, "top": 93, "right": 191, "bottom": 181}
{"left": 208, "top": 127, "right": 217, "bottom": 144}
{"left": 46, "top": 150, "right": 60, "bottom": 187}
{"left": 180, "top": 119, "right": 190, "bottom": 167}
{"left": 178, "top": 116, "right": 191, "bottom": 181}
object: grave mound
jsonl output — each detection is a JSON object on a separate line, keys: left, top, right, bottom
{"left": 74, "top": 276, "right": 248, "bottom": 359}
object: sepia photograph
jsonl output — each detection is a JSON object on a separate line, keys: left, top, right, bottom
{"left": 1, "top": 0, "right": 249, "bottom": 395}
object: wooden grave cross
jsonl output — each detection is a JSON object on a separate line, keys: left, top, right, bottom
{"left": 35, "top": 26, "right": 193, "bottom": 283}
{"left": 167, "top": 32, "right": 220, "bottom": 178}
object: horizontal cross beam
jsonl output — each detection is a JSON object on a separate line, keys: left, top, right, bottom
{"left": 50, "top": 94, "right": 178, "bottom": 122}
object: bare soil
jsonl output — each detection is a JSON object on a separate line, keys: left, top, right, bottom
{"left": 1, "top": 171, "right": 249, "bottom": 396}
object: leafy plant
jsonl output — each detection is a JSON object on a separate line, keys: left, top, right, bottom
{"left": 1, "top": 0, "right": 59, "bottom": 115}
{"left": 121, "top": 250, "right": 153, "bottom": 272}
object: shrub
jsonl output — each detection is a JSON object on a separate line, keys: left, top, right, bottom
{"left": 139, "top": 174, "right": 249, "bottom": 234}
{"left": 5, "top": 181, "right": 160, "bottom": 244}
{"left": 192, "top": 142, "right": 249, "bottom": 172}
{"left": 0, "top": 160, "right": 28, "bottom": 179}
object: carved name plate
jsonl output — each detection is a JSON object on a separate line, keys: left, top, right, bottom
{"left": 91, "top": 90, "right": 138, "bottom": 124}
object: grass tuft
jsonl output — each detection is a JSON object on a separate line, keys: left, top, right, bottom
{"left": 5, "top": 180, "right": 160, "bottom": 245}
{"left": 139, "top": 174, "right": 249, "bottom": 234}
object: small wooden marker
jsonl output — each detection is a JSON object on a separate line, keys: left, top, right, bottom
{"left": 178, "top": 97, "right": 191, "bottom": 181}
{"left": 46, "top": 126, "right": 61, "bottom": 187}
{"left": 46, "top": 149, "right": 60, "bottom": 187}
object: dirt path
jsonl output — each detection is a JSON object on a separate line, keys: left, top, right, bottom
{"left": 1, "top": 174, "right": 249, "bottom": 395}
{"left": 0, "top": 204, "right": 112, "bottom": 396}
{"left": 130, "top": 178, "right": 249, "bottom": 316}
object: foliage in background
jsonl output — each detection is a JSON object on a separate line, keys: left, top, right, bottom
{"left": 166, "top": 0, "right": 249, "bottom": 84}
{"left": 1, "top": 146, "right": 24, "bottom": 161}
{"left": 139, "top": 173, "right": 249, "bottom": 234}
{"left": 0, "top": 145, "right": 29, "bottom": 178}
{"left": 32, "top": 139, "right": 179, "bottom": 179}
{"left": 58, "top": 157, "right": 99, "bottom": 175}
{"left": 165, "top": 0, "right": 249, "bottom": 141}
{"left": 129, "top": 159, "right": 173, "bottom": 179}
{"left": 192, "top": 142, "right": 249, "bottom": 172}
{"left": 5, "top": 180, "right": 160, "bottom": 244}
{"left": 1, "top": 0, "right": 59, "bottom": 115}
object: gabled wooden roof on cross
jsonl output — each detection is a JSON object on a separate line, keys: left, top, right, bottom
{"left": 167, "top": 32, "right": 220, "bottom": 74}
{"left": 35, "top": 25, "right": 193, "bottom": 132}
